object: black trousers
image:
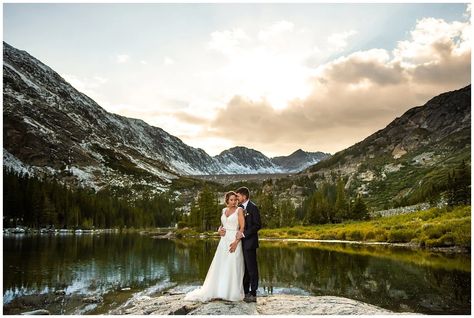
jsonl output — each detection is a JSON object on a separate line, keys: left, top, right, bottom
{"left": 243, "top": 248, "right": 258, "bottom": 296}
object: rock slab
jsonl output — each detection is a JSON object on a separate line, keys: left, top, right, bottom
{"left": 110, "top": 292, "right": 412, "bottom": 315}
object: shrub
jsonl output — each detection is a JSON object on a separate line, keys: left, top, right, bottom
{"left": 287, "top": 229, "right": 304, "bottom": 237}
{"left": 387, "top": 229, "right": 416, "bottom": 243}
{"left": 320, "top": 232, "right": 337, "bottom": 240}
{"left": 336, "top": 231, "right": 346, "bottom": 240}
{"left": 346, "top": 230, "right": 363, "bottom": 241}
{"left": 424, "top": 233, "right": 456, "bottom": 247}
{"left": 177, "top": 221, "right": 188, "bottom": 229}
{"left": 423, "top": 224, "right": 450, "bottom": 239}
{"left": 374, "top": 229, "right": 388, "bottom": 241}
{"left": 364, "top": 231, "right": 376, "bottom": 240}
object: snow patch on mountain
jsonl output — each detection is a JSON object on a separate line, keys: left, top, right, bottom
{"left": 3, "top": 149, "right": 32, "bottom": 176}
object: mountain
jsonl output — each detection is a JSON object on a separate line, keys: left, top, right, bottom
{"left": 209, "top": 147, "right": 330, "bottom": 175}
{"left": 271, "top": 149, "right": 330, "bottom": 172}
{"left": 2, "top": 42, "right": 327, "bottom": 194}
{"left": 3, "top": 42, "right": 229, "bottom": 194}
{"left": 301, "top": 85, "right": 471, "bottom": 209}
{"left": 214, "top": 147, "right": 282, "bottom": 174}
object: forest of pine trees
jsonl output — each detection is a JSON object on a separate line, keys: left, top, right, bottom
{"left": 301, "top": 178, "right": 369, "bottom": 225}
{"left": 3, "top": 168, "right": 177, "bottom": 229}
{"left": 181, "top": 186, "right": 220, "bottom": 232}
{"left": 4, "top": 159, "right": 470, "bottom": 231}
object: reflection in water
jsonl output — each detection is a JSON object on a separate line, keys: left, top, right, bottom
{"left": 3, "top": 233, "right": 470, "bottom": 314}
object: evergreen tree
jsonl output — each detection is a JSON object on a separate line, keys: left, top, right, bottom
{"left": 334, "top": 178, "right": 348, "bottom": 222}
{"left": 351, "top": 196, "right": 369, "bottom": 220}
{"left": 277, "top": 199, "right": 295, "bottom": 227}
{"left": 259, "top": 192, "right": 277, "bottom": 228}
{"left": 196, "top": 187, "right": 219, "bottom": 231}
{"left": 447, "top": 160, "right": 471, "bottom": 206}
{"left": 189, "top": 199, "right": 200, "bottom": 228}
{"left": 305, "top": 190, "right": 329, "bottom": 224}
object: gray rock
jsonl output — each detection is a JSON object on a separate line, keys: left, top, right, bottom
{"left": 20, "top": 309, "right": 50, "bottom": 315}
{"left": 257, "top": 295, "right": 395, "bottom": 315}
{"left": 110, "top": 291, "right": 415, "bottom": 315}
{"left": 82, "top": 295, "right": 103, "bottom": 303}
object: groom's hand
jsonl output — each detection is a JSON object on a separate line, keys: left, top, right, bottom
{"left": 218, "top": 226, "right": 226, "bottom": 237}
{"left": 229, "top": 241, "right": 238, "bottom": 253}
{"left": 235, "top": 231, "right": 244, "bottom": 240}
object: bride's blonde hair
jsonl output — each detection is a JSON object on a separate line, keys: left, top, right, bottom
{"left": 224, "top": 191, "right": 237, "bottom": 204}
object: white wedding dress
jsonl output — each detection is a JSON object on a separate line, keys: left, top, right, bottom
{"left": 184, "top": 207, "right": 245, "bottom": 302}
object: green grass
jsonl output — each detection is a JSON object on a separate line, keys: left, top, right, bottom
{"left": 259, "top": 205, "right": 471, "bottom": 248}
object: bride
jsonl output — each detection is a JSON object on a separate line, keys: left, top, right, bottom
{"left": 184, "top": 191, "right": 245, "bottom": 302}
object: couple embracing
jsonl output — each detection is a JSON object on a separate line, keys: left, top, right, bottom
{"left": 184, "top": 187, "right": 262, "bottom": 303}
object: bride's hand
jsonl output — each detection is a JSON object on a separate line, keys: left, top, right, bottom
{"left": 218, "top": 226, "right": 226, "bottom": 237}
{"left": 229, "top": 241, "right": 239, "bottom": 253}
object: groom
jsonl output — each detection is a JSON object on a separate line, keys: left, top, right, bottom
{"left": 235, "top": 186, "right": 262, "bottom": 303}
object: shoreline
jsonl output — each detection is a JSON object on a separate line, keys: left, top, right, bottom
{"left": 258, "top": 237, "right": 470, "bottom": 253}
{"left": 152, "top": 231, "right": 470, "bottom": 254}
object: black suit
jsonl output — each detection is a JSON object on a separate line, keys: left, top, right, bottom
{"left": 240, "top": 200, "right": 261, "bottom": 296}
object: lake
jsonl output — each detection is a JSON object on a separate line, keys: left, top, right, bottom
{"left": 3, "top": 232, "right": 471, "bottom": 314}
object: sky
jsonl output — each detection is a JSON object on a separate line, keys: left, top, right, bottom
{"left": 3, "top": 2, "right": 471, "bottom": 157}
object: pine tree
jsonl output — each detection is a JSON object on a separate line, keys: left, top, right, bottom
{"left": 259, "top": 192, "right": 277, "bottom": 228}
{"left": 334, "top": 178, "right": 348, "bottom": 222}
{"left": 447, "top": 160, "right": 471, "bottom": 206}
{"left": 197, "top": 187, "right": 218, "bottom": 231}
{"left": 277, "top": 199, "right": 295, "bottom": 227}
{"left": 453, "top": 160, "right": 470, "bottom": 205}
{"left": 42, "top": 195, "right": 57, "bottom": 227}
{"left": 351, "top": 196, "right": 369, "bottom": 220}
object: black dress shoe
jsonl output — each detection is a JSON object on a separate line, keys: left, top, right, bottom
{"left": 244, "top": 295, "right": 257, "bottom": 303}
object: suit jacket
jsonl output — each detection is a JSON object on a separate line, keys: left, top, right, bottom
{"left": 241, "top": 200, "right": 262, "bottom": 250}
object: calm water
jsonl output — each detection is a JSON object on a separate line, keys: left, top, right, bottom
{"left": 3, "top": 232, "right": 471, "bottom": 314}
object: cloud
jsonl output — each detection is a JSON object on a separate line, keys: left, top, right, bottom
{"left": 163, "top": 57, "right": 175, "bottom": 66}
{"left": 206, "top": 10, "right": 471, "bottom": 156}
{"left": 204, "top": 21, "right": 314, "bottom": 110}
{"left": 208, "top": 28, "right": 249, "bottom": 56}
{"left": 115, "top": 54, "right": 130, "bottom": 63}
{"left": 172, "top": 111, "right": 210, "bottom": 125}
{"left": 304, "top": 29, "right": 359, "bottom": 67}
{"left": 319, "top": 49, "right": 405, "bottom": 86}
{"left": 392, "top": 16, "right": 471, "bottom": 86}
{"left": 327, "top": 30, "right": 357, "bottom": 51}
{"left": 258, "top": 20, "right": 294, "bottom": 42}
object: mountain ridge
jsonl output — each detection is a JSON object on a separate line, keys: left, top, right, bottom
{"left": 299, "top": 84, "right": 470, "bottom": 208}
{"left": 2, "top": 42, "right": 329, "bottom": 194}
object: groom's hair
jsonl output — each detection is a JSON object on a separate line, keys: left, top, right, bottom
{"left": 236, "top": 186, "right": 250, "bottom": 199}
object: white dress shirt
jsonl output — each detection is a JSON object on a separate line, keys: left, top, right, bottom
{"left": 239, "top": 199, "right": 249, "bottom": 238}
